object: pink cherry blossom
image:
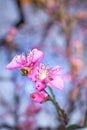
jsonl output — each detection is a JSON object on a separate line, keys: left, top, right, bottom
{"left": 30, "top": 91, "right": 48, "bottom": 103}
{"left": 6, "top": 48, "right": 44, "bottom": 70}
{"left": 35, "top": 63, "right": 64, "bottom": 90}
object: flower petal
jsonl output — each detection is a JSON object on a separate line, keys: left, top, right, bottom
{"left": 6, "top": 54, "right": 27, "bottom": 70}
{"left": 28, "top": 63, "right": 39, "bottom": 81}
{"left": 6, "top": 59, "right": 21, "bottom": 70}
{"left": 47, "top": 76, "right": 64, "bottom": 89}
{"left": 49, "top": 66, "right": 63, "bottom": 76}
{"left": 32, "top": 49, "right": 44, "bottom": 63}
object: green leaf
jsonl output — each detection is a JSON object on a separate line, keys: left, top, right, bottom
{"left": 67, "top": 124, "right": 82, "bottom": 130}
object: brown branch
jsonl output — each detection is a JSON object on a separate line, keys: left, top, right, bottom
{"left": 0, "top": 124, "right": 17, "bottom": 130}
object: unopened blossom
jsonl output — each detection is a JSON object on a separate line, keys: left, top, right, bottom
{"left": 30, "top": 91, "right": 48, "bottom": 103}
{"left": 35, "top": 80, "right": 46, "bottom": 91}
{"left": 6, "top": 48, "right": 44, "bottom": 70}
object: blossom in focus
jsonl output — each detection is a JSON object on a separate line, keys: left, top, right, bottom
{"left": 6, "top": 48, "right": 44, "bottom": 70}
{"left": 30, "top": 91, "right": 48, "bottom": 103}
{"left": 36, "top": 63, "right": 64, "bottom": 90}
{"left": 6, "top": 48, "right": 64, "bottom": 103}
{"left": 28, "top": 63, "right": 64, "bottom": 90}
{"left": 35, "top": 80, "right": 46, "bottom": 91}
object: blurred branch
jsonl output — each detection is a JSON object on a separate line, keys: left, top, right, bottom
{"left": 38, "top": 20, "right": 54, "bottom": 48}
{"left": 0, "top": 124, "right": 16, "bottom": 130}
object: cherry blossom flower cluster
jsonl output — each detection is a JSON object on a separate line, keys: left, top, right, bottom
{"left": 6, "top": 48, "right": 64, "bottom": 103}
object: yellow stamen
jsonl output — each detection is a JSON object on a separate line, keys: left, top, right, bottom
{"left": 20, "top": 67, "right": 32, "bottom": 76}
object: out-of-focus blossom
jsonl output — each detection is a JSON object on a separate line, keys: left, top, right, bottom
{"left": 5, "top": 27, "right": 18, "bottom": 42}
{"left": 46, "top": 0, "right": 58, "bottom": 11}
{"left": 30, "top": 91, "right": 48, "bottom": 103}
{"left": 25, "top": 104, "right": 41, "bottom": 117}
{"left": 19, "top": 104, "right": 41, "bottom": 130}
{"left": 75, "top": 10, "right": 87, "bottom": 20}
{"left": 63, "top": 73, "right": 72, "bottom": 82}
{"left": 69, "top": 87, "right": 81, "bottom": 102}
{"left": 19, "top": 119, "right": 35, "bottom": 130}
{"left": 6, "top": 48, "right": 44, "bottom": 70}
{"left": 74, "top": 40, "right": 83, "bottom": 54}
{"left": 70, "top": 57, "right": 84, "bottom": 76}
{"left": 2, "top": 113, "right": 9, "bottom": 120}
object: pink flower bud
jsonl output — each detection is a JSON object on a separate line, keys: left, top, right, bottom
{"left": 30, "top": 91, "right": 48, "bottom": 103}
{"left": 35, "top": 81, "right": 46, "bottom": 91}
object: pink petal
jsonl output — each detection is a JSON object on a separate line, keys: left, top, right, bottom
{"left": 49, "top": 66, "right": 63, "bottom": 76}
{"left": 28, "top": 63, "right": 39, "bottom": 81}
{"left": 6, "top": 54, "right": 27, "bottom": 70}
{"left": 32, "top": 49, "right": 44, "bottom": 63}
{"left": 47, "top": 76, "right": 64, "bottom": 90}
{"left": 6, "top": 61, "right": 21, "bottom": 70}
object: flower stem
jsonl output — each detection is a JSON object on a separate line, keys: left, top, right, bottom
{"left": 48, "top": 93, "right": 68, "bottom": 125}
{"left": 48, "top": 87, "right": 56, "bottom": 100}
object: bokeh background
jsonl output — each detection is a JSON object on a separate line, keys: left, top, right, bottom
{"left": 0, "top": 0, "right": 87, "bottom": 130}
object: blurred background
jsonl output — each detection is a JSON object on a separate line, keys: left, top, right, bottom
{"left": 0, "top": 0, "right": 87, "bottom": 130}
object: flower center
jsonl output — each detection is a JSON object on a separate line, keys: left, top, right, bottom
{"left": 38, "top": 65, "right": 48, "bottom": 80}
